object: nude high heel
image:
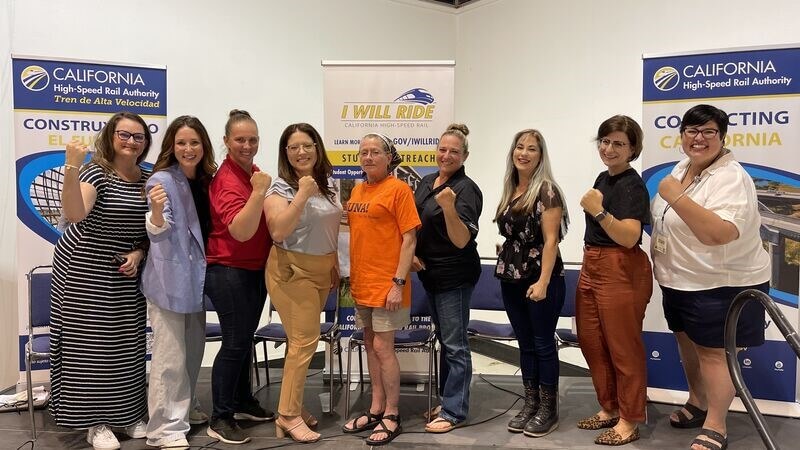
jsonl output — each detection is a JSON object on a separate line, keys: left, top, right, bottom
{"left": 275, "top": 416, "right": 321, "bottom": 443}
{"left": 301, "top": 407, "right": 318, "bottom": 429}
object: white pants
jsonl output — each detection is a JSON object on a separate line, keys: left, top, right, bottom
{"left": 145, "top": 302, "right": 205, "bottom": 446}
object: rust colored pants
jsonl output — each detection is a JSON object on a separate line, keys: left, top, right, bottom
{"left": 576, "top": 245, "right": 652, "bottom": 423}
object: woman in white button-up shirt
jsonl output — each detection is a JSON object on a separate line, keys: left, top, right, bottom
{"left": 651, "top": 104, "right": 770, "bottom": 450}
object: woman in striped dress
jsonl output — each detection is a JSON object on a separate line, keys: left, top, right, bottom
{"left": 50, "top": 111, "right": 152, "bottom": 450}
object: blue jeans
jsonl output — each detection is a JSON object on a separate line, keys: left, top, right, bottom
{"left": 501, "top": 273, "right": 565, "bottom": 386}
{"left": 206, "top": 264, "right": 267, "bottom": 419}
{"left": 426, "top": 284, "right": 473, "bottom": 423}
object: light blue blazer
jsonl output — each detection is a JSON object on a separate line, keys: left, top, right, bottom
{"left": 141, "top": 164, "right": 207, "bottom": 313}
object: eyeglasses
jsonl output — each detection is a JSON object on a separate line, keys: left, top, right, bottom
{"left": 115, "top": 130, "right": 146, "bottom": 144}
{"left": 287, "top": 143, "right": 316, "bottom": 153}
{"left": 597, "top": 138, "right": 629, "bottom": 150}
{"left": 359, "top": 149, "right": 387, "bottom": 159}
{"left": 175, "top": 141, "right": 202, "bottom": 150}
{"left": 683, "top": 128, "right": 720, "bottom": 139}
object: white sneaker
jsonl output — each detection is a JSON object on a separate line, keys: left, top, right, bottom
{"left": 86, "top": 425, "right": 120, "bottom": 450}
{"left": 188, "top": 408, "right": 209, "bottom": 425}
{"left": 160, "top": 437, "right": 189, "bottom": 449}
{"left": 124, "top": 419, "right": 148, "bottom": 438}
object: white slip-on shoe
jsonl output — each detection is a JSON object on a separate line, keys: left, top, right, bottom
{"left": 87, "top": 425, "right": 121, "bottom": 450}
{"left": 160, "top": 437, "right": 190, "bottom": 449}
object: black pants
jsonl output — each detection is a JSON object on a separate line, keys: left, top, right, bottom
{"left": 206, "top": 264, "right": 267, "bottom": 419}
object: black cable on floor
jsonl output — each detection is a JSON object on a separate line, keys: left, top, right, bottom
{"left": 398, "top": 373, "right": 523, "bottom": 435}
{"left": 15, "top": 440, "right": 34, "bottom": 450}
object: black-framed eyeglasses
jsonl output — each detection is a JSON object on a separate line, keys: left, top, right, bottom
{"left": 683, "top": 128, "right": 720, "bottom": 139}
{"left": 115, "top": 130, "right": 147, "bottom": 144}
{"left": 286, "top": 143, "right": 316, "bottom": 153}
{"left": 597, "top": 138, "right": 629, "bottom": 150}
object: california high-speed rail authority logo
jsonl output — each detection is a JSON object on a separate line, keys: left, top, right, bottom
{"left": 21, "top": 65, "right": 50, "bottom": 91}
{"left": 653, "top": 66, "right": 679, "bottom": 91}
{"left": 394, "top": 88, "right": 434, "bottom": 105}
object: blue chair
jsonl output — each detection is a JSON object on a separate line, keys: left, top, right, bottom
{"left": 467, "top": 262, "right": 516, "bottom": 342}
{"left": 25, "top": 265, "right": 53, "bottom": 439}
{"left": 555, "top": 265, "right": 581, "bottom": 349}
{"left": 343, "top": 272, "right": 437, "bottom": 419}
{"left": 252, "top": 290, "right": 342, "bottom": 413}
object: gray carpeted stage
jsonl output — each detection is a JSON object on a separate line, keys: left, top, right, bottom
{"left": 2, "top": 359, "right": 798, "bottom": 449}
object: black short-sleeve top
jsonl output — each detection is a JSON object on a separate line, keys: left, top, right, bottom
{"left": 583, "top": 168, "right": 651, "bottom": 247}
{"left": 414, "top": 166, "right": 483, "bottom": 293}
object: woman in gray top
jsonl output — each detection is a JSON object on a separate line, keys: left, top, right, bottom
{"left": 263, "top": 123, "right": 341, "bottom": 443}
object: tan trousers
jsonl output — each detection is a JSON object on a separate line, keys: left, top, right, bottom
{"left": 576, "top": 245, "right": 652, "bottom": 423}
{"left": 266, "top": 246, "right": 335, "bottom": 416}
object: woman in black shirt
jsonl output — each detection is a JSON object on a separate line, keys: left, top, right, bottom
{"left": 575, "top": 115, "right": 653, "bottom": 446}
{"left": 413, "top": 124, "right": 482, "bottom": 433}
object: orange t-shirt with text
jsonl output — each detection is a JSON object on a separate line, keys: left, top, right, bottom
{"left": 348, "top": 176, "right": 421, "bottom": 308}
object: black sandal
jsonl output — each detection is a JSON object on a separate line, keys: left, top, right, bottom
{"left": 691, "top": 428, "right": 728, "bottom": 450}
{"left": 670, "top": 402, "right": 707, "bottom": 428}
{"left": 365, "top": 414, "right": 402, "bottom": 446}
{"left": 341, "top": 410, "right": 383, "bottom": 433}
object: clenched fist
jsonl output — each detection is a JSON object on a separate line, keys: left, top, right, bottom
{"left": 250, "top": 171, "right": 272, "bottom": 195}
{"left": 65, "top": 139, "right": 90, "bottom": 168}
{"left": 658, "top": 175, "right": 683, "bottom": 205}
{"left": 580, "top": 189, "right": 604, "bottom": 217}
{"left": 148, "top": 183, "right": 168, "bottom": 216}
{"left": 435, "top": 187, "right": 457, "bottom": 210}
{"left": 297, "top": 175, "right": 320, "bottom": 199}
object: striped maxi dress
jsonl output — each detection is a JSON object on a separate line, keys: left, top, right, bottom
{"left": 49, "top": 163, "right": 150, "bottom": 428}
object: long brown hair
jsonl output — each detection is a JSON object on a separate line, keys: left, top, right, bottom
{"left": 90, "top": 111, "right": 152, "bottom": 174}
{"left": 152, "top": 115, "right": 217, "bottom": 188}
{"left": 277, "top": 123, "right": 335, "bottom": 202}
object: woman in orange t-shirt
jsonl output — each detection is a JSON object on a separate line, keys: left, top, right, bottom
{"left": 341, "top": 133, "right": 420, "bottom": 446}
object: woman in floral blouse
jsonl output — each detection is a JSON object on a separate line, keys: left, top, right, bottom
{"left": 495, "top": 129, "right": 569, "bottom": 439}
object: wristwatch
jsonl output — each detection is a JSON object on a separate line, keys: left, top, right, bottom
{"left": 392, "top": 277, "right": 406, "bottom": 286}
{"left": 594, "top": 210, "right": 609, "bottom": 222}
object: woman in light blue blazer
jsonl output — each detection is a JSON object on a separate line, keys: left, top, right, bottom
{"left": 141, "top": 116, "right": 218, "bottom": 449}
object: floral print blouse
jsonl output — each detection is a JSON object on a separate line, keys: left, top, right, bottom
{"left": 495, "top": 182, "right": 565, "bottom": 281}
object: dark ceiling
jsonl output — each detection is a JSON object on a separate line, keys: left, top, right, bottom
{"left": 422, "top": 0, "right": 483, "bottom": 8}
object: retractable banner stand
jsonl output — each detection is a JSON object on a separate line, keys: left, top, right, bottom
{"left": 322, "top": 61, "right": 455, "bottom": 382}
{"left": 641, "top": 45, "right": 800, "bottom": 416}
{"left": 12, "top": 55, "right": 167, "bottom": 384}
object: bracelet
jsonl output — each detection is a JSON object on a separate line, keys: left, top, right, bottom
{"left": 669, "top": 192, "right": 686, "bottom": 207}
{"left": 64, "top": 164, "right": 80, "bottom": 171}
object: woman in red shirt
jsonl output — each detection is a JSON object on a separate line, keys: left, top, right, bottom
{"left": 205, "top": 110, "right": 273, "bottom": 445}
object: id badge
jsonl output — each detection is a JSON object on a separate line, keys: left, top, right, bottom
{"left": 653, "top": 232, "right": 668, "bottom": 254}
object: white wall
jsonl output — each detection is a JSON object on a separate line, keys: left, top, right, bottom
{"left": 0, "top": 0, "right": 456, "bottom": 387}
{"left": 3, "top": 0, "right": 800, "bottom": 385}
{"left": 456, "top": 0, "right": 800, "bottom": 262}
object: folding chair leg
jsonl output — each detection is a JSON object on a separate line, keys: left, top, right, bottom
{"left": 25, "top": 351, "right": 36, "bottom": 440}
{"left": 344, "top": 340, "right": 354, "bottom": 419}
{"left": 252, "top": 343, "right": 260, "bottom": 387}
{"left": 328, "top": 341, "right": 334, "bottom": 413}
{"left": 337, "top": 339, "right": 344, "bottom": 385}
{"left": 358, "top": 345, "right": 364, "bottom": 387}
{"left": 427, "top": 343, "right": 434, "bottom": 419}
{"left": 434, "top": 345, "right": 440, "bottom": 395}
{"left": 262, "top": 341, "right": 270, "bottom": 386}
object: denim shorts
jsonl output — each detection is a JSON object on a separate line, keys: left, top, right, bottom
{"left": 661, "top": 282, "right": 769, "bottom": 348}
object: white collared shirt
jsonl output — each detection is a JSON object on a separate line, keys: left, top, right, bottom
{"left": 651, "top": 151, "right": 771, "bottom": 290}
